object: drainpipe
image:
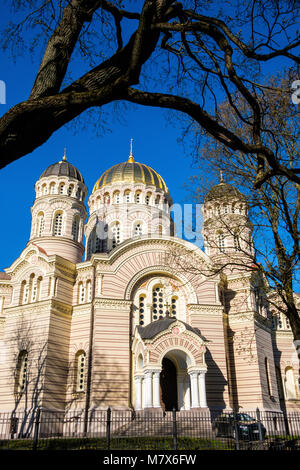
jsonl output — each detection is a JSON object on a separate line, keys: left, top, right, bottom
{"left": 84, "top": 261, "right": 96, "bottom": 435}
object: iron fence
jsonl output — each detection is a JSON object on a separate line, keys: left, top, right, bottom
{"left": 0, "top": 408, "right": 300, "bottom": 451}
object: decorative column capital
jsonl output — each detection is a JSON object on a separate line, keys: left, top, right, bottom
{"left": 134, "top": 375, "right": 143, "bottom": 383}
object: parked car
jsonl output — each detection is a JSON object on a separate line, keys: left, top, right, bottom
{"left": 212, "top": 413, "right": 267, "bottom": 440}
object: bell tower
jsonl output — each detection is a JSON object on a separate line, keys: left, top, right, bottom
{"left": 202, "top": 174, "right": 254, "bottom": 267}
{"left": 29, "top": 153, "right": 87, "bottom": 264}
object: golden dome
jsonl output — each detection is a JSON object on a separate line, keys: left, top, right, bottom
{"left": 92, "top": 155, "right": 169, "bottom": 194}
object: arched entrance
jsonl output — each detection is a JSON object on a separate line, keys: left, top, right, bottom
{"left": 160, "top": 357, "right": 178, "bottom": 411}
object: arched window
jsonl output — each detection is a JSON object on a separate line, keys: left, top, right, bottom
{"left": 104, "top": 193, "right": 110, "bottom": 204}
{"left": 155, "top": 196, "right": 160, "bottom": 206}
{"left": 285, "top": 367, "right": 297, "bottom": 399}
{"left": 37, "top": 212, "right": 45, "bottom": 237}
{"left": 53, "top": 211, "right": 63, "bottom": 236}
{"left": 218, "top": 233, "right": 225, "bottom": 253}
{"left": 276, "top": 367, "right": 284, "bottom": 399}
{"left": 139, "top": 295, "right": 145, "bottom": 325}
{"left": 113, "top": 191, "right": 120, "bottom": 204}
{"left": 133, "top": 222, "right": 143, "bottom": 237}
{"left": 224, "top": 205, "right": 228, "bottom": 214}
{"left": 20, "top": 280, "right": 28, "bottom": 305}
{"left": 234, "top": 233, "right": 239, "bottom": 251}
{"left": 124, "top": 190, "right": 131, "bottom": 203}
{"left": 68, "top": 185, "right": 74, "bottom": 197}
{"left": 42, "top": 184, "right": 48, "bottom": 195}
{"left": 72, "top": 216, "right": 80, "bottom": 242}
{"left": 265, "top": 358, "right": 272, "bottom": 396}
{"left": 87, "top": 280, "right": 92, "bottom": 302}
{"left": 75, "top": 351, "right": 86, "bottom": 393}
{"left": 87, "top": 236, "right": 92, "bottom": 259}
{"left": 135, "top": 191, "right": 141, "bottom": 204}
{"left": 158, "top": 224, "right": 163, "bottom": 236}
{"left": 16, "top": 350, "right": 28, "bottom": 394}
{"left": 31, "top": 276, "right": 42, "bottom": 303}
{"left": 59, "top": 183, "right": 65, "bottom": 195}
{"left": 111, "top": 222, "right": 121, "bottom": 249}
{"left": 145, "top": 193, "right": 151, "bottom": 205}
{"left": 50, "top": 182, "right": 56, "bottom": 194}
{"left": 78, "top": 282, "right": 85, "bottom": 304}
{"left": 171, "top": 297, "right": 177, "bottom": 317}
{"left": 152, "top": 286, "right": 164, "bottom": 321}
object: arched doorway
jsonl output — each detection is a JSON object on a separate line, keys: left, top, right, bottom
{"left": 160, "top": 357, "right": 178, "bottom": 411}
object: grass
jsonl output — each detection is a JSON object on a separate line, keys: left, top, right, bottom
{"left": 0, "top": 436, "right": 235, "bottom": 451}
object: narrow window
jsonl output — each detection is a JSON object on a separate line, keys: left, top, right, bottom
{"left": 265, "top": 358, "right": 272, "bottom": 396}
{"left": 53, "top": 212, "right": 63, "bottom": 236}
{"left": 50, "top": 183, "right": 56, "bottom": 194}
{"left": 113, "top": 191, "right": 120, "bottom": 204}
{"left": 234, "top": 233, "right": 239, "bottom": 251}
{"left": 133, "top": 222, "right": 143, "bottom": 237}
{"left": 125, "top": 190, "right": 131, "bottom": 203}
{"left": 111, "top": 222, "right": 121, "bottom": 249}
{"left": 72, "top": 216, "right": 80, "bottom": 242}
{"left": 145, "top": 193, "right": 151, "bottom": 205}
{"left": 59, "top": 183, "right": 65, "bottom": 195}
{"left": 152, "top": 286, "right": 164, "bottom": 321}
{"left": 135, "top": 192, "right": 141, "bottom": 204}
{"left": 79, "top": 282, "right": 85, "bottom": 304}
{"left": 75, "top": 351, "right": 86, "bottom": 393}
{"left": 16, "top": 351, "right": 28, "bottom": 394}
{"left": 68, "top": 185, "right": 74, "bottom": 197}
{"left": 37, "top": 212, "right": 45, "bottom": 237}
{"left": 171, "top": 297, "right": 177, "bottom": 317}
{"left": 87, "top": 280, "right": 92, "bottom": 302}
{"left": 218, "top": 233, "right": 225, "bottom": 252}
{"left": 139, "top": 295, "right": 145, "bottom": 325}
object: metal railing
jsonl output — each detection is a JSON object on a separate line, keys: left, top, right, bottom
{"left": 0, "top": 408, "right": 299, "bottom": 451}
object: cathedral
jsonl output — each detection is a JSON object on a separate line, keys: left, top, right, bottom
{"left": 0, "top": 145, "right": 299, "bottom": 419}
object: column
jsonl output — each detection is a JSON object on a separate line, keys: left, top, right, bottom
{"left": 144, "top": 370, "right": 153, "bottom": 408}
{"left": 178, "top": 375, "right": 185, "bottom": 410}
{"left": 153, "top": 371, "right": 161, "bottom": 408}
{"left": 190, "top": 371, "right": 200, "bottom": 408}
{"left": 134, "top": 376, "right": 143, "bottom": 410}
{"left": 198, "top": 370, "right": 208, "bottom": 408}
{"left": 184, "top": 377, "right": 191, "bottom": 410}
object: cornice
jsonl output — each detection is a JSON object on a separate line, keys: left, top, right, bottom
{"left": 272, "top": 330, "right": 294, "bottom": 338}
{"left": 187, "top": 304, "right": 223, "bottom": 315}
{"left": 4, "top": 298, "right": 72, "bottom": 318}
{"left": 93, "top": 298, "right": 132, "bottom": 310}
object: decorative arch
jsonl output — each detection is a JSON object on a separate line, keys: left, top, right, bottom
{"left": 125, "top": 266, "right": 198, "bottom": 304}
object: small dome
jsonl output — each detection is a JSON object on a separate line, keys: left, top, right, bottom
{"left": 205, "top": 182, "right": 245, "bottom": 202}
{"left": 40, "top": 157, "right": 84, "bottom": 183}
{"left": 92, "top": 155, "right": 168, "bottom": 194}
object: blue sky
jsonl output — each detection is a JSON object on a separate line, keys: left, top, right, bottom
{"left": 0, "top": 1, "right": 298, "bottom": 294}
{"left": 0, "top": 5, "right": 200, "bottom": 271}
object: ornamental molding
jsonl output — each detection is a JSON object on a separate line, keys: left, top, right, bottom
{"left": 4, "top": 300, "right": 52, "bottom": 317}
{"left": 272, "top": 330, "right": 294, "bottom": 338}
{"left": 51, "top": 299, "right": 73, "bottom": 317}
{"left": 93, "top": 298, "right": 132, "bottom": 311}
{"left": 227, "top": 311, "right": 255, "bottom": 324}
{"left": 72, "top": 304, "right": 92, "bottom": 317}
{"left": 4, "top": 299, "right": 72, "bottom": 318}
{"left": 124, "top": 265, "right": 198, "bottom": 303}
{"left": 0, "top": 284, "right": 12, "bottom": 291}
{"left": 187, "top": 304, "right": 223, "bottom": 315}
{"left": 108, "top": 236, "right": 211, "bottom": 267}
